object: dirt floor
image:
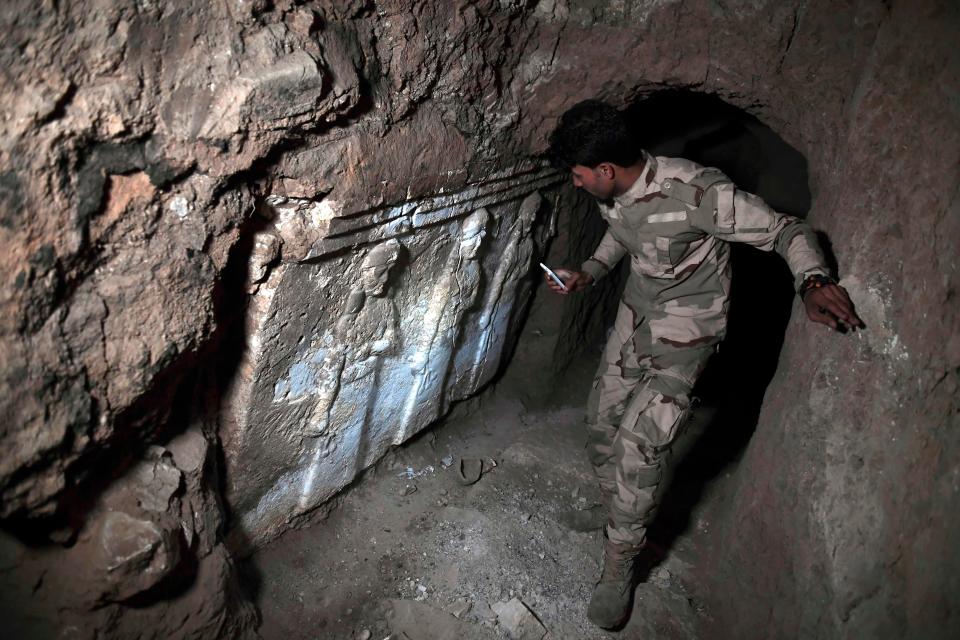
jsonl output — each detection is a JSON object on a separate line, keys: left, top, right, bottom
{"left": 242, "top": 334, "right": 729, "bottom": 640}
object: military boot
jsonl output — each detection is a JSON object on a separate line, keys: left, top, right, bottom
{"left": 587, "top": 538, "right": 643, "bottom": 629}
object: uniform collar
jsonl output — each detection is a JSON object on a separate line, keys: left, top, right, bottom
{"left": 613, "top": 151, "right": 657, "bottom": 207}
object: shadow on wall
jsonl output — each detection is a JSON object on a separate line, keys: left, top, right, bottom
{"left": 589, "top": 90, "right": 817, "bottom": 551}
{"left": 548, "top": 184, "right": 628, "bottom": 372}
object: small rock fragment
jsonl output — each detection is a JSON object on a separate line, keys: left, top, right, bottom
{"left": 473, "top": 599, "right": 498, "bottom": 621}
{"left": 446, "top": 598, "right": 472, "bottom": 619}
{"left": 97, "top": 510, "right": 181, "bottom": 602}
{"left": 415, "top": 583, "right": 429, "bottom": 601}
{"left": 491, "top": 597, "right": 546, "bottom": 640}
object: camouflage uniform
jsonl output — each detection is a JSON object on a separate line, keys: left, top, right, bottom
{"left": 580, "top": 152, "right": 830, "bottom": 545}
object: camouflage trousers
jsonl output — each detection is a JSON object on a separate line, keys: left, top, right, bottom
{"left": 586, "top": 301, "right": 715, "bottom": 546}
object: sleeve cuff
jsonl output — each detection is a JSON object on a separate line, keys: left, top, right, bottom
{"left": 580, "top": 258, "right": 610, "bottom": 282}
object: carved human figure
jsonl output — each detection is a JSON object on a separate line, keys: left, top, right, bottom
{"left": 397, "top": 209, "right": 489, "bottom": 443}
{"left": 303, "top": 239, "right": 402, "bottom": 445}
{"left": 469, "top": 191, "right": 541, "bottom": 387}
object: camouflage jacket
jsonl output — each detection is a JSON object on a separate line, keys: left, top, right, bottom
{"left": 580, "top": 152, "right": 830, "bottom": 350}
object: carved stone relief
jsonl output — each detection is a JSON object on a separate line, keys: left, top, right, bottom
{"left": 222, "top": 164, "right": 562, "bottom": 545}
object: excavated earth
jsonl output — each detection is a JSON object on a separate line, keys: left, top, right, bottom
{"left": 246, "top": 338, "right": 718, "bottom": 640}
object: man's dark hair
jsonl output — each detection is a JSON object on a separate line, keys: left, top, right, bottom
{"left": 547, "top": 99, "right": 641, "bottom": 170}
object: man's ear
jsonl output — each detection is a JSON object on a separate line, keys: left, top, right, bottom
{"left": 597, "top": 162, "right": 615, "bottom": 180}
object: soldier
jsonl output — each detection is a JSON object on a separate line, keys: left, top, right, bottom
{"left": 544, "top": 100, "right": 863, "bottom": 630}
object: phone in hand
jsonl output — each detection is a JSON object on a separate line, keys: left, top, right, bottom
{"left": 539, "top": 262, "right": 568, "bottom": 291}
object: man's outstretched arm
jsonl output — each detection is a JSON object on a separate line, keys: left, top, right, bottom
{"left": 692, "top": 180, "right": 864, "bottom": 331}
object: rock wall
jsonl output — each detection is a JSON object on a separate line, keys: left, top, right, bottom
{"left": 689, "top": 4, "right": 960, "bottom": 638}
{"left": 1, "top": 416, "right": 257, "bottom": 639}
{"left": 0, "top": 0, "right": 572, "bottom": 633}
{"left": 1, "top": 0, "right": 956, "bottom": 638}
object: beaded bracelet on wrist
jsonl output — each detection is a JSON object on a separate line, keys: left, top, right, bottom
{"left": 799, "top": 274, "right": 836, "bottom": 298}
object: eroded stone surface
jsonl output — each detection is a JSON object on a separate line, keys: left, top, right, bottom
{"left": 1, "top": 0, "right": 957, "bottom": 638}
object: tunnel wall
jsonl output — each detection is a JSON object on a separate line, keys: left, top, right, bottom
{"left": 690, "top": 4, "right": 960, "bottom": 638}
{"left": 501, "top": 2, "right": 960, "bottom": 637}
{"left": 1, "top": 0, "right": 956, "bottom": 637}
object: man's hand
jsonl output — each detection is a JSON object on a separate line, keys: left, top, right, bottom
{"left": 803, "top": 283, "right": 864, "bottom": 331}
{"left": 544, "top": 268, "right": 594, "bottom": 295}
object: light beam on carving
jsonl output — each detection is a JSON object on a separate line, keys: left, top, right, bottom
{"left": 299, "top": 239, "right": 402, "bottom": 507}
{"left": 297, "top": 446, "right": 324, "bottom": 510}
{"left": 469, "top": 192, "right": 541, "bottom": 388}
{"left": 397, "top": 282, "right": 449, "bottom": 444}
{"left": 396, "top": 209, "right": 489, "bottom": 444}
